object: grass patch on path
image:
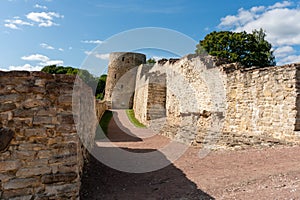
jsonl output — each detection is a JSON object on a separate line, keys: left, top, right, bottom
{"left": 95, "top": 110, "right": 113, "bottom": 140}
{"left": 126, "top": 109, "right": 146, "bottom": 128}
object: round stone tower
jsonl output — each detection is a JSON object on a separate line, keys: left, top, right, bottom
{"left": 105, "top": 52, "right": 146, "bottom": 109}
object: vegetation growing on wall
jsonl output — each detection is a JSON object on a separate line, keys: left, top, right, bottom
{"left": 41, "top": 65, "right": 107, "bottom": 99}
{"left": 196, "top": 29, "right": 276, "bottom": 68}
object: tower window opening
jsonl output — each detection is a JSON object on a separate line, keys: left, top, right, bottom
{"left": 122, "top": 57, "right": 125, "bottom": 61}
{"left": 115, "top": 74, "right": 117, "bottom": 79}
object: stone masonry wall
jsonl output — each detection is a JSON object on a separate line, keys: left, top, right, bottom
{"left": 133, "top": 55, "right": 300, "bottom": 147}
{"left": 134, "top": 55, "right": 226, "bottom": 144}
{"left": 0, "top": 71, "right": 97, "bottom": 199}
{"left": 133, "top": 64, "right": 167, "bottom": 125}
{"left": 223, "top": 64, "right": 300, "bottom": 141}
{"left": 95, "top": 100, "right": 107, "bottom": 121}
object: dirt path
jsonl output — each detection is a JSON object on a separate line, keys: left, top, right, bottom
{"left": 80, "top": 110, "right": 300, "bottom": 199}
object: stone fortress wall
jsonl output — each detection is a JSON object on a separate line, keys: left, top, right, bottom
{"left": 131, "top": 54, "right": 300, "bottom": 146}
{"left": 0, "top": 71, "right": 99, "bottom": 199}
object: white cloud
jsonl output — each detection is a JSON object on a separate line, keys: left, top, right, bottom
{"left": 40, "top": 43, "right": 54, "bottom": 50}
{"left": 81, "top": 40, "right": 103, "bottom": 44}
{"left": 84, "top": 51, "right": 92, "bottom": 55}
{"left": 152, "top": 56, "right": 165, "bottom": 61}
{"left": 26, "top": 12, "right": 63, "bottom": 27}
{"left": 4, "top": 23, "right": 18, "bottom": 29}
{"left": 277, "top": 54, "right": 300, "bottom": 65}
{"left": 219, "top": 1, "right": 300, "bottom": 46}
{"left": 219, "top": 8, "right": 256, "bottom": 27}
{"left": 84, "top": 51, "right": 109, "bottom": 60}
{"left": 40, "top": 60, "right": 63, "bottom": 66}
{"left": 4, "top": 17, "right": 33, "bottom": 29}
{"left": 218, "top": 1, "right": 300, "bottom": 65}
{"left": 40, "top": 43, "right": 64, "bottom": 51}
{"left": 95, "top": 53, "right": 110, "bottom": 60}
{"left": 5, "top": 53, "right": 63, "bottom": 71}
{"left": 21, "top": 53, "right": 63, "bottom": 66}
{"left": 8, "top": 64, "right": 43, "bottom": 71}
{"left": 274, "top": 46, "right": 295, "bottom": 58}
{"left": 21, "top": 54, "right": 49, "bottom": 62}
{"left": 268, "top": 1, "right": 292, "bottom": 9}
{"left": 250, "top": 6, "right": 265, "bottom": 13}
{"left": 4, "top": 11, "right": 63, "bottom": 29}
{"left": 34, "top": 4, "right": 48, "bottom": 10}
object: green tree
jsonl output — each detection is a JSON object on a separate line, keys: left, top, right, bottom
{"left": 41, "top": 65, "right": 106, "bottom": 99}
{"left": 95, "top": 74, "right": 107, "bottom": 100}
{"left": 196, "top": 29, "right": 276, "bottom": 68}
{"left": 146, "top": 58, "right": 156, "bottom": 64}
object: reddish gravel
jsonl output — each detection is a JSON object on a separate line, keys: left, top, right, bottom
{"left": 80, "top": 110, "right": 300, "bottom": 200}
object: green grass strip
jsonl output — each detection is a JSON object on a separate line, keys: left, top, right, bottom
{"left": 126, "top": 109, "right": 146, "bottom": 128}
{"left": 95, "top": 110, "right": 113, "bottom": 140}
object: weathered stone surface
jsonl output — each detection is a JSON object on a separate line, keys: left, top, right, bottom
{"left": 16, "top": 166, "right": 51, "bottom": 178}
{"left": 24, "top": 128, "right": 47, "bottom": 137}
{"left": 0, "top": 103, "right": 16, "bottom": 112}
{"left": 0, "top": 160, "right": 20, "bottom": 172}
{"left": 0, "top": 127, "right": 14, "bottom": 151}
{"left": 58, "top": 114, "right": 74, "bottom": 124}
{"left": 13, "top": 150, "right": 36, "bottom": 159}
{"left": 9, "top": 195, "right": 33, "bottom": 200}
{"left": 1, "top": 188, "right": 33, "bottom": 199}
{"left": 45, "top": 183, "right": 78, "bottom": 196}
{"left": 13, "top": 109, "right": 35, "bottom": 118}
{"left": 0, "top": 71, "right": 30, "bottom": 77}
{"left": 18, "top": 143, "right": 45, "bottom": 151}
{"left": 37, "top": 150, "right": 52, "bottom": 159}
{"left": 3, "top": 178, "right": 38, "bottom": 190}
{"left": 0, "top": 71, "right": 98, "bottom": 199}
{"left": 32, "top": 116, "right": 53, "bottom": 124}
{"left": 0, "top": 174, "right": 13, "bottom": 182}
{"left": 22, "top": 99, "right": 50, "bottom": 109}
{"left": 41, "top": 172, "right": 77, "bottom": 184}
{"left": 0, "top": 94, "right": 22, "bottom": 103}
{"left": 49, "top": 153, "right": 78, "bottom": 164}
{"left": 58, "top": 94, "right": 72, "bottom": 104}
{"left": 133, "top": 55, "right": 300, "bottom": 146}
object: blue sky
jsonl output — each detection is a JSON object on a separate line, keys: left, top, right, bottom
{"left": 1, "top": 0, "right": 300, "bottom": 73}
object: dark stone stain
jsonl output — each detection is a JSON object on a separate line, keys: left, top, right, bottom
{"left": 0, "top": 127, "right": 14, "bottom": 152}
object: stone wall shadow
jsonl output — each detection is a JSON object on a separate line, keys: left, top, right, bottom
{"left": 80, "top": 147, "right": 214, "bottom": 200}
{"left": 85, "top": 109, "right": 214, "bottom": 199}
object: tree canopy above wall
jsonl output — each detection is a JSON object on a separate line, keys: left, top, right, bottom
{"left": 196, "top": 29, "right": 276, "bottom": 68}
{"left": 41, "top": 65, "right": 107, "bottom": 100}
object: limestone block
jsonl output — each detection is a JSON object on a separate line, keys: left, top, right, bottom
{"left": 41, "top": 172, "right": 77, "bottom": 184}
{"left": 45, "top": 183, "right": 78, "bottom": 196}
{"left": 1, "top": 188, "right": 33, "bottom": 199}
{"left": 0, "top": 160, "right": 20, "bottom": 172}
{"left": 22, "top": 99, "right": 50, "bottom": 109}
{"left": 0, "top": 103, "right": 16, "bottom": 112}
{"left": 16, "top": 166, "right": 51, "bottom": 178}
{"left": 33, "top": 116, "right": 54, "bottom": 125}
{"left": 3, "top": 178, "right": 39, "bottom": 190}
{"left": 0, "top": 94, "right": 22, "bottom": 103}
{"left": 9, "top": 195, "right": 33, "bottom": 200}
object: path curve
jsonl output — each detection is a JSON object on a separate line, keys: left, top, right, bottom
{"left": 80, "top": 110, "right": 300, "bottom": 199}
